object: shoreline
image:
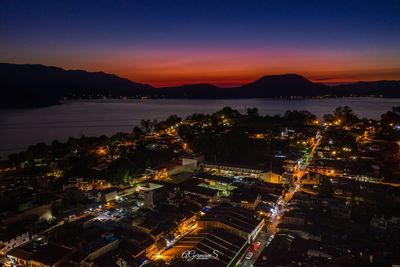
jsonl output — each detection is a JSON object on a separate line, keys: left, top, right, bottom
{"left": 1, "top": 95, "right": 396, "bottom": 111}
{"left": 1, "top": 98, "right": 398, "bottom": 158}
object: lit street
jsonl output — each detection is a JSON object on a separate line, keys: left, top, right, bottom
{"left": 240, "top": 131, "right": 322, "bottom": 266}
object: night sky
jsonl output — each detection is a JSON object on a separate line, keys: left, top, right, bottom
{"left": 1, "top": 0, "right": 400, "bottom": 87}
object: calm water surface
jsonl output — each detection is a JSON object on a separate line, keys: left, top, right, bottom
{"left": 0, "top": 98, "right": 399, "bottom": 158}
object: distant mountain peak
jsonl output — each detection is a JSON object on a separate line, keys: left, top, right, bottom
{"left": 253, "top": 73, "right": 314, "bottom": 84}
{"left": 1, "top": 63, "right": 400, "bottom": 108}
{"left": 0, "top": 62, "right": 154, "bottom": 108}
{"left": 258, "top": 73, "right": 309, "bottom": 79}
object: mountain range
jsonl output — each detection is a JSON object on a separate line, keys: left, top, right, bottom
{"left": 1, "top": 63, "right": 399, "bottom": 108}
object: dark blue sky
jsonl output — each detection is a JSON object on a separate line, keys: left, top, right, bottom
{"left": 1, "top": 0, "right": 400, "bottom": 86}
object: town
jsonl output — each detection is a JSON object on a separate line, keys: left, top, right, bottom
{"left": 1, "top": 106, "right": 400, "bottom": 267}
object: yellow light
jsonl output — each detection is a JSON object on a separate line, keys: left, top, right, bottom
{"left": 182, "top": 143, "right": 188, "bottom": 150}
{"left": 97, "top": 147, "right": 107, "bottom": 156}
{"left": 334, "top": 119, "right": 341, "bottom": 125}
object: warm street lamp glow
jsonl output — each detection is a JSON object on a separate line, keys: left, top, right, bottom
{"left": 96, "top": 147, "right": 107, "bottom": 156}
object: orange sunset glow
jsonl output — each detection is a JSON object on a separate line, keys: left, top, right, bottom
{"left": 33, "top": 47, "right": 399, "bottom": 87}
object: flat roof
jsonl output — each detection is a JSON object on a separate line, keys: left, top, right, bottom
{"left": 230, "top": 188, "right": 260, "bottom": 203}
{"left": 203, "top": 162, "right": 266, "bottom": 171}
{"left": 7, "top": 248, "right": 32, "bottom": 261}
{"left": 182, "top": 185, "right": 219, "bottom": 197}
{"left": 198, "top": 205, "right": 261, "bottom": 234}
{"left": 196, "top": 173, "right": 235, "bottom": 184}
{"left": 28, "top": 244, "right": 71, "bottom": 265}
{"left": 162, "top": 229, "right": 247, "bottom": 266}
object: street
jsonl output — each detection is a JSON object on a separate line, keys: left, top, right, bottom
{"left": 239, "top": 131, "right": 322, "bottom": 266}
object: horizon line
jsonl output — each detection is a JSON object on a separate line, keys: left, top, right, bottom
{"left": 2, "top": 62, "right": 399, "bottom": 89}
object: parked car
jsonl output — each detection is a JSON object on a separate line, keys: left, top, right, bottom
{"left": 245, "top": 252, "right": 253, "bottom": 260}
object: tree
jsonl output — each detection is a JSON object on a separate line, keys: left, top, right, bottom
{"left": 377, "top": 106, "right": 400, "bottom": 141}
{"left": 61, "top": 189, "right": 87, "bottom": 209}
{"left": 323, "top": 113, "right": 335, "bottom": 123}
{"left": 246, "top": 107, "right": 259, "bottom": 118}
{"left": 132, "top": 126, "right": 143, "bottom": 139}
{"left": 216, "top": 106, "right": 241, "bottom": 119}
{"left": 283, "top": 110, "right": 316, "bottom": 126}
{"left": 332, "top": 106, "right": 359, "bottom": 124}
{"left": 151, "top": 119, "right": 159, "bottom": 132}
{"left": 381, "top": 106, "right": 400, "bottom": 130}
{"left": 114, "top": 168, "right": 131, "bottom": 185}
{"left": 140, "top": 119, "right": 151, "bottom": 134}
{"left": 187, "top": 113, "right": 208, "bottom": 122}
{"left": 164, "top": 114, "right": 181, "bottom": 126}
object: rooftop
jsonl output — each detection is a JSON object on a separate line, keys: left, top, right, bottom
{"left": 203, "top": 161, "right": 266, "bottom": 171}
{"left": 9, "top": 243, "right": 71, "bottom": 266}
{"left": 198, "top": 205, "right": 261, "bottom": 234}
{"left": 182, "top": 185, "right": 219, "bottom": 197}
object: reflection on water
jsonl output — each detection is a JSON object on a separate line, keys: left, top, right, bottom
{"left": 0, "top": 97, "right": 399, "bottom": 158}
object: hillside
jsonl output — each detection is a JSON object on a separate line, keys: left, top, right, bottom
{"left": 1, "top": 63, "right": 400, "bottom": 108}
{"left": 0, "top": 63, "right": 153, "bottom": 108}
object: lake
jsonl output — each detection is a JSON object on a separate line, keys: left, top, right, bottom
{"left": 0, "top": 97, "right": 399, "bottom": 159}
